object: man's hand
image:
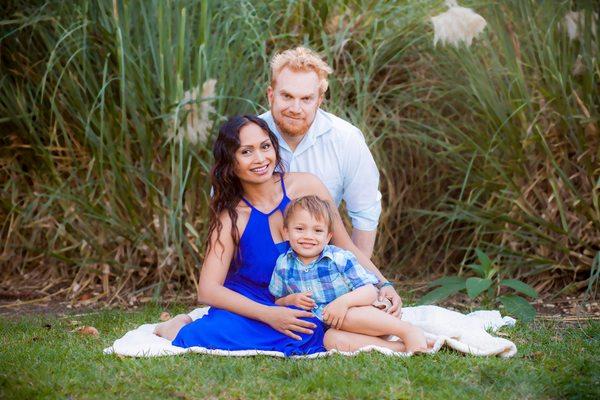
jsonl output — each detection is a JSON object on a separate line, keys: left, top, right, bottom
{"left": 322, "top": 298, "right": 349, "bottom": 329}
{"left": 379, "top": 285, "right": 402, "bottom": 317}
{"left": 276, "top": 292, "right": 316, "bottom": 311}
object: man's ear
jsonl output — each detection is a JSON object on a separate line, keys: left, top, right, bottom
{"left": 267, "top": 86, "right": 274, "bottom": 107}
{"left": 317, "top": 93, "right": 324, "bottom": 108}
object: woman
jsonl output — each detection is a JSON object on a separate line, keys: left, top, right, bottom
{"left": 155, "top": 115, "right": 404, "bottom": 355}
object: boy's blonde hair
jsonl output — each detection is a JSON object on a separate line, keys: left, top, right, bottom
{"left": 283, "top": 195, "right": 335, "bottom": 232}
{"left": 270, "top": 47, "right": 333, "bottom": 95}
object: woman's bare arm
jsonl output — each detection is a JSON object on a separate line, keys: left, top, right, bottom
{"left": 196, "top": 213, "right": 266, "bottom": 319}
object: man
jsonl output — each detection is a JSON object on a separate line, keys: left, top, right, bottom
{"left": 260, "top": 47, "right": 380, "bottom": 258}
{"left": 259, "top": 47, "right": 401, "bottom": 314}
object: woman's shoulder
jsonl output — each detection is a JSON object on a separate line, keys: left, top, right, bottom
{"left": 213, "top": 201, "right": 251, "bottom": 233}
{"left": 283, "top": 172, "right": 328, "bottom": 199}
{"left": 283, "top": 171, "right": 317, "bottom": 183}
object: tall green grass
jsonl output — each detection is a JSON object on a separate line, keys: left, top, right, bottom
{"left": 1, "top": 0, "right": 598, "bottom": 301}
{"left": 398, "top": 0, "right": 599, "bottom": 293}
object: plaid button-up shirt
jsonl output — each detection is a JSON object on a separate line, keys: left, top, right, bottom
{"left": 269, "top": 245, "right": 379, "bottom": 320}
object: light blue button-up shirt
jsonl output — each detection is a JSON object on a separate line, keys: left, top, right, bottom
{"left": 259, "top": 109, "right": 382, "bottom": 230}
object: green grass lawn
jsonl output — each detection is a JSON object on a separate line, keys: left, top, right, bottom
{"left": 1, "top": 304, "right": 598, "bottom": 400}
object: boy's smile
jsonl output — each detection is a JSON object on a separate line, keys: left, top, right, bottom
{"left": 284, "top": 208, "right": 333, "bottom": 265}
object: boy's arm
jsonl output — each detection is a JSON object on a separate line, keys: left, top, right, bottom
{"left": 274, "top": 295, "right": 292, "bottom": 306}
{"left": 337, "top": 250, "right": 380, "bottom": 292}
{"left": 270, "top": 256, "right": 316, "bottom": 311}
{"left": 332, "top": 284, "right": 378, "bottom": 308}
{"left": 269, "top": 256, "right": 289, "bottom": 299}
{"left": 275, "top": 293, "right": 316, "bottom": 310}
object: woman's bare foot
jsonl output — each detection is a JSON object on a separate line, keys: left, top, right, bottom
{"left": 411, "top": 337, "right": 437, "bottom": 354}
{"left": 324, "top": 329, "right": 408, "bottom": 353}
{"left": 153, "top": 314, "right": 192, "bottom": 341}
{"left": 427, "top": 337, "right": 436, "bottom": 348}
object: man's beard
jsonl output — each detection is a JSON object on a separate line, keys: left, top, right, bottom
{"left": 273, "top": 113, "right": 311, "bottom": 137}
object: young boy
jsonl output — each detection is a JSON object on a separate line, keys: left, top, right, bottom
{"left": 269, "top": 195, "right": 430, "bottom": 353}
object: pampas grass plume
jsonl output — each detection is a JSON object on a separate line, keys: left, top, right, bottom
{"left": 431, "top": 0, "right": 487, "bottom": 47}
{"left": 167, "top": 79, "right": 217, "bottom": 145}
{"left": 563, "top": 11, "right": 597, "bottom": 41}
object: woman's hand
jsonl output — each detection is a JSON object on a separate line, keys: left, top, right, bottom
{"left": 262, "top": 306, "right": 317, "bottom": 341}
{"left": 276, "top": 292, "right": 316, "bottom": 311}
{"left": 379, "top": 285, "right": 402, "bottom": 317}
{"left": 322, "top": 298, "right": 349, "bottom": 329}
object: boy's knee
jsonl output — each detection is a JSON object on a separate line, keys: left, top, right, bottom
{"left": 341, "top": 306, "right": 368, "bottom": 325}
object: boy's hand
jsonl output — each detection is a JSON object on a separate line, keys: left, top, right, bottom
{"left": 278, "top": 292, "right": 316, "bottom": 311}
{"left": 322, "top": 298, "right": 349, "bottom": 329}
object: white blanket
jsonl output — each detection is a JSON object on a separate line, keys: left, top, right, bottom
{"left": 103, "top": 305, "right": 517, "bottom": 358}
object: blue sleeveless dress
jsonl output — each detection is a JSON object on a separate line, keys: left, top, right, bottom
{"left": 172, "top": 176, "right": 326, "bottom": 356}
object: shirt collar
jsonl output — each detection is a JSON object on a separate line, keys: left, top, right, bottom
{"left": 319, "top": 245, "right": 335, "bottom": 261}
{"left": 307, "top": 109, "right": 333, "bottom": 139}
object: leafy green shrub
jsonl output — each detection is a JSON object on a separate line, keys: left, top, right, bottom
{"left": 419, "top": 249, "right": 539, "bottom": 322}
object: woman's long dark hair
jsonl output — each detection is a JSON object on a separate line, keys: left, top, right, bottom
{"left": 207, "top": 115, "right": 284, "bottom": 258}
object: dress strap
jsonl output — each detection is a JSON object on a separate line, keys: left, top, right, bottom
{"left": 277, "top": 173, "right": 291, "bottom": 214}
{"left": 241, "top": 197, "right": 254, "bottom": 209}
{"left": 279, "top": 173, "right": 287, "bottom": 197}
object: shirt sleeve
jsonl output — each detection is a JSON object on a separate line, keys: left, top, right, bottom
{"left": 269, "top": 255, "right": 288, "bottom": 298}
{"left": 347, "top": 201, "right": 382, "bottom": 231}
{"left": 341, "top": 128, "right": 382, "bottom": 230}
{"left": 337, "top": 250, "right": 379, "bottom": 290}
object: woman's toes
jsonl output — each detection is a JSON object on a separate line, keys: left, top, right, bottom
{"left": 411, "top": 346, "right": 429, "bottom": 354}
{"left": 177, "top": 314, "right": 193, "bottom": 324}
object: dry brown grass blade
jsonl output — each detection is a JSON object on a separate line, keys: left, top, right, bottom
{"left": 0, "top": 288, "right": 69, "bottom": 309}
